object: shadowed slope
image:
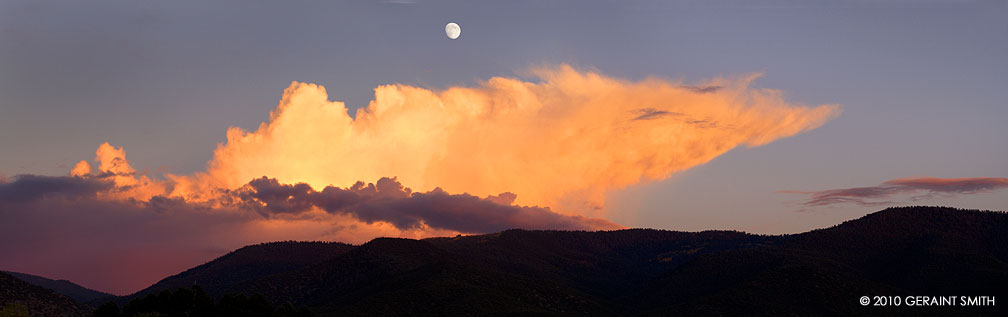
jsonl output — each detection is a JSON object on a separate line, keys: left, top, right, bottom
{"left": 641, "top": 206, "right": 1008, "bottom": 315}
{"left": 225, "top": 207, "right": 1008, "bottom": 315}
{"left": 3, "top": 271, "right": 113, "bottom": 306}
{"left": 124, "top": 241, "right": 354, "bottom": 302}
{"left": 0, "top": 271, "right": 91, "bottom": 317}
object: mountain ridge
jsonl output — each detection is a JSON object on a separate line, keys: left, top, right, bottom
{"left": 2, "top": 271, "right": 114, "bottom": 305}
{"left": 0, "top": 271, "right": 93, "bottom": 316}
{"left": 8, "top": 206, "right": 1005, "bottom": 315}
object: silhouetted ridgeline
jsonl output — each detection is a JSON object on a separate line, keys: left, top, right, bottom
{"left": 123, "top": 241, "right": 355, "bottom": 303}
{"left": 0, "top": 271, "right": 91, "bottom": 316}
{"left": 2, "top": 206, "right": 1005, "bottom": 316}
{"left": 2, "top": 271, "right": 114, "bottom": 305}
{"left": 91, "top": 285, "right": 311, "bottom": 317}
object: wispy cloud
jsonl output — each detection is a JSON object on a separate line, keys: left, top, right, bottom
{"left": 680, "top": 85, "right": 722, "bottom": 93}
{"left": 781, "top": 177, "right": 1008, "bottom": 207}
{"left": 631, "top": 108, "right": 680, "bottom": 121}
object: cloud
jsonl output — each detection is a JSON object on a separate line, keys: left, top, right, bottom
{"left": 237, "top": 176, "right": 622, "bottom": 232}
{"left": 0, "top": 174, "right": 113, "bottom": 204}
{"left": 0, "top": 175, "right": 447, "bottom": 294}
{"left": 681, "top": 85, "right": 722, "bottom": 93}
{"left": 0, "top": 173, "right": 617, "bottom": 294}
{"left": 70, "top": 160, "right": 91, "bottom": 177}
{"left": 82, "top": 142, "right": 168, "bottom": 201}
{"left": 96, "top": 142, "right": 135, "bottom": 176}
{"left": 0, "top": 65, "right": 839, "bottom": 293}
{"left": 783, "top": 177, "right": 1008, "bottom": 207}
{"left": 166, "top": 65, "right": 838, "bottom": 215}
{"left": 631, "top": 108, "right": 680, "bottom": 121}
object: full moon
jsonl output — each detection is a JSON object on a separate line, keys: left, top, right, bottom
{"left": 445, "top": 22, "right": 461, "bottom": 40}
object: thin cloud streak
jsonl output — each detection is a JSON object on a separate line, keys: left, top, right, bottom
{"left": 782, "top": 177, "right": 1008, "bottom": 207}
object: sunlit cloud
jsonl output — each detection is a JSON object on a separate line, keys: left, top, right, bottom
{"left": 0, "top": 65, "right": 840, "bottom": 293}
{"left": 70, "top": 160, "right": 91, "bottom": 177}
{"left": 167, "top": 65, "right": 839, "bottom": 215}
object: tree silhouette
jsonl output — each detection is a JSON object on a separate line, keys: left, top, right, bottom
{"left": 93, "top": 285, "right": 312, "bottom": 317}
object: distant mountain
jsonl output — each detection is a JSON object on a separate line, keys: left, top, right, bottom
{"left": 91, "top": 206, "right": 1007, "bottom": 315}
{"left": 0, "top": 271, "right": 91, "bottom": 317}
{"left": 785, "top": 205, "right": 1008, "bottom": 296}
{"left": 3, "top": 271, "right": 114, "bottom": 305}
{"left": 230, "top": 207, "right": 1008, "bottom": 315}
{"left": 236, "top": 230, "right": 771, "bottom": 315}
{"left": 123, "top": 241, "right": 354, "bottom": 302}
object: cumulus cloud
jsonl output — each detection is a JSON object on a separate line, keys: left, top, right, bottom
{"left": 167, "top": 65, "right": 838, "bottom": 215}
{"left": 70, "top": 160, "right": 91, "bottom": 177}
{"left": 96, "top": 142, "right": 135, "bottom": 176}
{"left": 1, "top": 65, "right": 840, "bottom": 293}
{"left": 86, "top": 142, "right": 168, "bottom": 201}
{"left": 783, "top": 177, "right": 1008, "bottom": 207}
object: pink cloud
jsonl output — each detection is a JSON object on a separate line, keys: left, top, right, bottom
{"left": 782, "top": 177, "right": 1008, "bottom": 207}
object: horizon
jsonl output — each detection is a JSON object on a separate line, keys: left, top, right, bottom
{"left": 7, "top": 205, "right": 1006, "bottom": 296}
{"left": 2, "top": 0, "right": 1007, "bottom": 297}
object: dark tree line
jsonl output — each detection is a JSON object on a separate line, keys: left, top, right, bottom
{"left": 93, "top": 285, "right": 312, "bottom": 317}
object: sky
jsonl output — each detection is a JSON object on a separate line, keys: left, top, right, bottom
{"left": 1, "top": 0, "right": 1007, "bottom": 294}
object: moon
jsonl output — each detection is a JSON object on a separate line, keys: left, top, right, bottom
{"left": 445, "top": 22, "right": 461, "bottom": 40}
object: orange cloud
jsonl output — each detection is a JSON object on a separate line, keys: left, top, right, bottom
{"left": 166, "top": 65, "right": 838, "bottom": 215}
{"left": 89, "top": 142, "right": 167, "bottom": 201}
{"left": 10, "top": 65, "right": 842, "bottom": 293}
{"left": 70, "top": 160, "right": 91, "bottom": 177}
{"left": 96, "top": 142, "right": 135, "bottom": 176}
{"left": 48, "top": 65, "right": 842, "bottom": 239}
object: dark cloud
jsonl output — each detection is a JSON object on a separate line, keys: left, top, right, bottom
{"left": 883, "top": 177, "right": 1008, "bottom": 194}
{"left": 631, "top": 108, "right": 680, "bottom": 121}
{"left": 628, "top": 108, "right": 721, "bottom": 129}
{"left": 684, "top": 119, "right": 719, "bottom": 129}
{"left": 782, "top": 177, "right": 1008, "bottom": 207}
{"left": 0, "top": 173, "right": 618, "bottom": 235}
{"left": 1, "top": 174, "right": 619, "bottom": 242}
{"left": 237, "top": 177, "right": 316, "bottom": 214}
{"left": 238, "top": 176, "right": 622, "bottom": 232}
{"left": 681, "top": 85, "right": 722, "bottom": 94}
{"left": 0, "top": 174, "right": 113, "bottom": 204}
{"left": 0, "top": 173, "right": 622, "bottom": 293}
